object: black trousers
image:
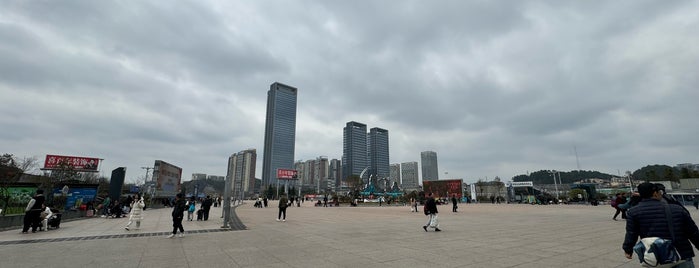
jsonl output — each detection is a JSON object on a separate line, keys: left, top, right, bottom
{"left": 172, "top": 217, "right": 184, "bottom": 234}
{"left": 203, "top": 207, "right": 210, "bottom": 220}
{"left": 22, "top": 210, "right": 41, "bottom": 232}
{"left": 278, "top": 207, "right": 287, "bottom": 220}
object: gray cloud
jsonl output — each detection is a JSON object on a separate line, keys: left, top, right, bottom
{"left": 1, "top": 1, "right": 698, "bottom": 183}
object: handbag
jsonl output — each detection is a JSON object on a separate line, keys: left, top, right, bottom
{"left": 632, "top": 203, "right": 685, "bottom": 268}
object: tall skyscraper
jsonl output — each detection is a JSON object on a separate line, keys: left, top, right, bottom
{"left": 389, "top": 163, "right": 401, "bottom": 186}
{"left": 421, "top": 151, "right": 439, "bottom": 181}
{"left": 342, "top": 121, "right": 368, "bottom": 180}
{"left": 369, "top": 127, "right": 389, "bottom": 179}
{"left": 401, "top": 162, "right": 419, "bottom": 190}
{"left": 262, "top": 82, "right": 298, "bottom": 187}
{"left": 227, "top": 149, "right": 257, "bottom": 199}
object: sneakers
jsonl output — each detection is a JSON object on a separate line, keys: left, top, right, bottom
{"left": 178, "top": 232, "right": 184, "bottom": 238}
{"left": 282, "top": 219, "right": 286, "bottom": 222}
{"left": 422, "top": 226, "right": 427, "bottom": 232}
{"left": 166, "top": 234, "right": 175, "bottom": 238}
{"left": 125, "top": 227, "right": 130, "bottom": 231}
{"left": 435, "top": 228, "right": 442, "bottom": 232}
{"left": 276, "top": 218, "right": 280, "bottom": 222}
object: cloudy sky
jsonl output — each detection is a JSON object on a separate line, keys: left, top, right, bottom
{"left": 1, "top": 1, "right": 698, "bottom": 184}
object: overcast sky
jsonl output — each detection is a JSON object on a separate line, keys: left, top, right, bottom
{"left": 1, "top": 1, "right": 698, "bottom": 184}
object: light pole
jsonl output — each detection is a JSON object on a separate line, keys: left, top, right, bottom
{"left": 550, "top": 170, "right": 559, "bottom": 200}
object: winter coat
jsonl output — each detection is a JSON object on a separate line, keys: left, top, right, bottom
{"left": 129, "top": 198, "right": 145, "bottom": 221}
{"left": 623, "top": 198, "right": 699, "bottom": 259}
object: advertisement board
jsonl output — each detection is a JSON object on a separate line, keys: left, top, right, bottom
{"left": 52, "top": 186, "right": 98, "bottom": 210}
{"left": 423, "top": 179, "right": 464, "bottom": 198}
{"left": 277, "top": 169, "right": 298, "bottom": 180}
{"left": 153, "top": 160, "right": 182, "bottom": 197}
{"left": 43, "top": 154, "right": 100, "bottom": 172}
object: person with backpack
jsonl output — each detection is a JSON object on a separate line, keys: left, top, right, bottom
{"left": 423, "top": 192, "right": 441, "bottom": 232}
{"left": 622, "top": 182, "right": 699, "bottom": 265}
{"left": 186, "top": 197, "right": 196, "bottom": 221}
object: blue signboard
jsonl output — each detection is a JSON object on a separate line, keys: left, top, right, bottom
{"left": 53, "top": 187, "right": 98, "bottom": 210}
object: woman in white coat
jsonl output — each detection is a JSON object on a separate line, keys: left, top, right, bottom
{"left": 125, "top": 193, "right": 145, "bottom": 231}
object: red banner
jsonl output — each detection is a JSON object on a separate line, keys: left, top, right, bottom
{"left": 423, "top": 179, "right": 463, "bottom": 199}
{"left": 44, "top": 154, "right": 100, "bottom": 172}
{"left": 277, "top": 169, "right": 298, "bottom": 180}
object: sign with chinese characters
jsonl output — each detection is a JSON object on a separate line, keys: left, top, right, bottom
{"left": 277, "top": 169, "right": 298, "bottom": 180}
{"left": 423, "top": 179, "right": 463, "bottom": 198}
{"left": 43, "top": 154, "right": 100, "bottom": 172}
{"left": 510, "top": 181, "right": 534, "bottom": 187}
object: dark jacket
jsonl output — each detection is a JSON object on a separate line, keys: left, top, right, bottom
{"left": 424, "top": 198, "right": 438, "bottom": 215}
{"left": 623, "top": 198, "right": 699, "bottom": 259}
{"left": 172, "top": 199, "right": 186, "bottom": 219}
{"left": 31, "top": 194, "right": 45, "bottom": 211}
{"left": 279, "top": 197, "right": 288, "bottom": 208}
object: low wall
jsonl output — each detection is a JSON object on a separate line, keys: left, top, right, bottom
{"left": 0, "top": 203, "right": 166, "bottom": 231}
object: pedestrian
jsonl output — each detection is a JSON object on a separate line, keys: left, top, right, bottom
{"left": 40, "top": 204, "right": 52, "bottom": 231}
{"left": 202, "top": 195, "right": 213, "bottom": 221}
{"left": 167, "top": 193, "right": 186, "bottom": 238}
{"left": 451, "top": 194, "right": 458, "bottom": 213}
{"left": 323, "top": 195, "right": 328, "bottom": 207}
{"left": 622, "top": 182, "right": 699, "bottom": 265}
{"left": 263, "top": 196, "right": 268, "bottom": 207}
{"left": 412, "top": 198, "right": 418, "bottom": 212}
{"left": 694, "top": 198, "right": 699, "bottom": 210}
{"left": 125, "top": 193, "right": 145, "bottom": 231}
{"left": 422, "top": 193, "right": 441, "bottom": 232}
{"left": 612, "top": 193, "right": 626, "bottom": 221}
{"left": 101, "top": 195, "right": 111, "bottom": 217}
{"left": 186, "top": 197, "right": 196, "bottom": 221}
{"left": 277, "top": 194, "right": 288, "bottom": 222}
{"left": 22, "top": 189, "right": 45, "bottom": 234}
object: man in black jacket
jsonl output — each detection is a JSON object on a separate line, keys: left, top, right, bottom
{"left": 168, "top": 193, "right": 186, "bottom": 238}
{"left": 202, "top": 196, "right": 213, "bottom": 221}
{"left": 423, "top": 193, "right": 441, "bottom": 232}
{"left": 623, "top": 182, "right": 699, "bottom": 265}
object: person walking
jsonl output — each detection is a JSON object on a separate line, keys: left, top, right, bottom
{"left": 622, "top": 182, "right": 699, "bottom": 266}
{"left": 423, "top": 193, "right": 441, "bottom": 232}
{"left": 694, "top": 198, "right": 699, "bottom": 210}
{"left": 202, "top": 195, "right": 213, "bottom": 221}
{"left": 451, "top": 194, "right": 458, "bottom": 213}
{"left": 612, "top": 193, "right": 626, "bottom": 221}
{"left": 22, "top": 189, "right": 45, "bottom": 234}
{"left": 167, "top": 193, "right": 186, "bottom": 238}
{"left": 323, "top": 195, "right": 328, "bottom": 207}
{"left": 277, "top": 194, "right": 288, "bottom": 222}
{"left": 125, "top": 193, "right": 145, "bottom": 231}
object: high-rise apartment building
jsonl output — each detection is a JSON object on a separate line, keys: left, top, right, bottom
{"left": 421, "top": 151, "right": 439, "bottom": 181}
{"left": 389, "top": 163, "right": 401, "bottom": 186}
{"left": 401, "top": 161, "right": 419, "bottom": 190}
{"left": 227, "top": 149, "right": 257, "bottom": 199}
{"left": 342, "top": 121, "right": 368, "bottom": 180}
{"left": 262, "top": 82, "right": 297, "bottom": 187}
{"left": 369, "top": 127, "right": 389, "bottom": 179}
{"left": 329, "top": 159, "right": 342, "bottom": 191}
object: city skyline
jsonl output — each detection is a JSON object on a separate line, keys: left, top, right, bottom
{"left": 1, "top": 2, "right": 698, "bottom": 184}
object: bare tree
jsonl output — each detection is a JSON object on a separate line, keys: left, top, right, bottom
{"left": 16, "top": 156, "right": 40, "bottom": 175}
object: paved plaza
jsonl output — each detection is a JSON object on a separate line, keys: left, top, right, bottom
{"left": 1, "top": 201, "right": 699, "bottom": 268}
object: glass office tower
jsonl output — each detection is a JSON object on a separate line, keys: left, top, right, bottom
{"left": 262, "top": 82, "right": 297, "bottom": 187}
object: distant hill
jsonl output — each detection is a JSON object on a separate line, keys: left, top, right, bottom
{"left": 512, "top": 170, "right": 613, "bottom": 185}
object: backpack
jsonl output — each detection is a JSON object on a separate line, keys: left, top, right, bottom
{"left": 611, "top": 199, "right": 617, "bottom": 208}
{"left": 188, "top": 203, "right": 195, "bottom": 213}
